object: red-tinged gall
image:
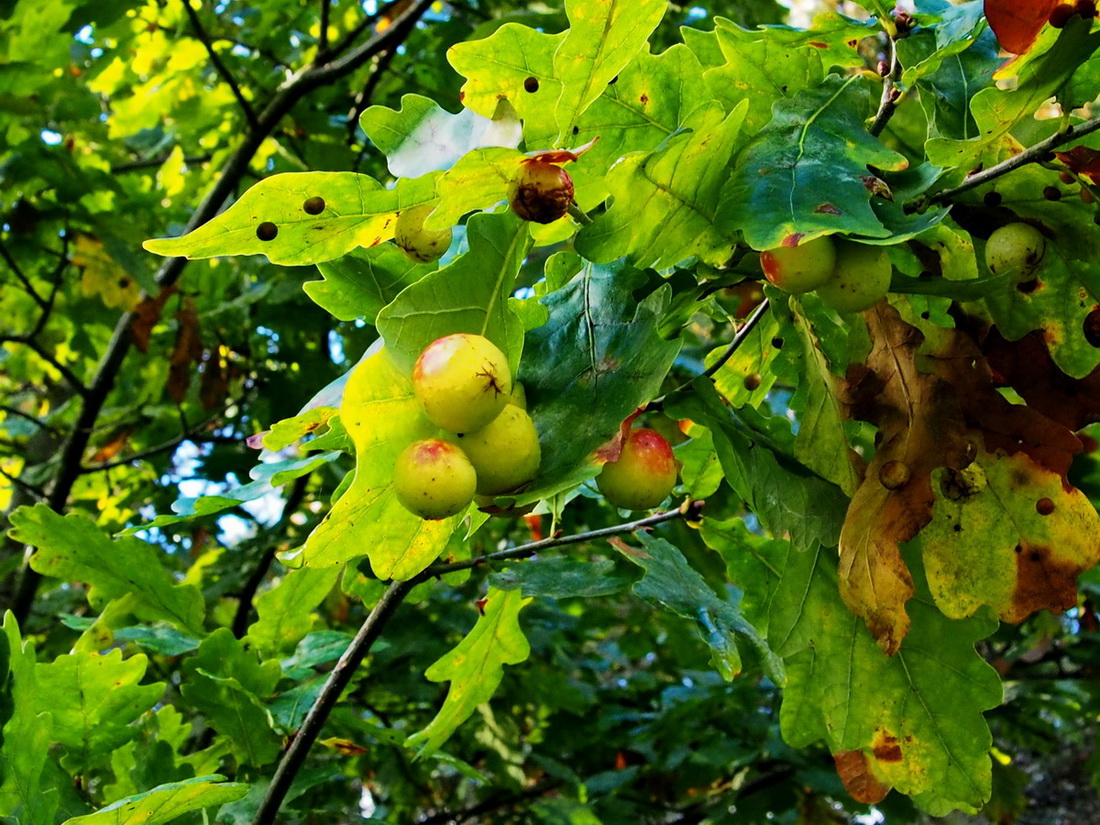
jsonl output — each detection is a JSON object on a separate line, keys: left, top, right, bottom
{"left": 413, "top": 333, "right": 512, "bottom": 433}
{"left": 597, "top": 428, "right": 678, "bottom": 511}
{"left": 509, "top": 159, "right": 574, "bottom": 224}
{"left": 759, "top": 235, "right": 837, "bottom": 294}
{"left": 393, "top": 438, "right": 477, "bottom": 520}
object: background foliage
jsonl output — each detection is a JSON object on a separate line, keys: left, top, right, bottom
{"left": 3, "top": 0, "right": 1100, "bottom": 824}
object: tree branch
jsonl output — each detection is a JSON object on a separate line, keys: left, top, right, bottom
{"left": 10, "top": 0, "right": 438, "bottom": 624}
{"left": 0, "top": 404, "right": 61, "bottom": 437}
{"left": 250, "top": 501, "right": 698, "bottom": 825}
{"left": 0, "top": 463, "right": 48, "bottom": 504}
{"left": 868, "top": 36, "right": 902, "bottom": 138}
{"left": 318, "top": 0, "right": 332, "bottom": 57}
{"left": 0, "top": 238, "right": 46, "bottom": 309}
{"left": 416, "top": 781, "right": 559, "bottom": 825}
{"left": 183, "top": 1, "right": 259, "bottom": 131}
{"left": 914, "top": 115, "right": 1100, "bottom": 209}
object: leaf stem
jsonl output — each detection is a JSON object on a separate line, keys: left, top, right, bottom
{"left": 913, "top": 115, "right": 1100, "bottom": 209}
{"left": 567, "top": 202, "right": 593, "bottom": 225}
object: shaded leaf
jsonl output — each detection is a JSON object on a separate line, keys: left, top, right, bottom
{"left": 616, "top": 532, "right": 783, "bottom": 683}
{"left": 771, "top": 544, "right": 1002, "bottom": 816}
{"left": 34, "top": 649, "right": 162, "bottom": 774}
{"left": 513, "top": 256, "right": 680, "bottom": 503}
{"left": 718, "top": 74, "right": 908, "bottom": 251}
{"left": 247, "top": 566, "right": 343, "bottom": 657}
{"left": 11, "top": 505, "right": 205, "bottom": 634}
{"left": 144, "top": 172, "right": 437, "bottom": 266}
{"left": 407, "top": 589, "right": 531, "bottom": 757}
{"left": 306, "top": 244, "right": 434, "bottom": 324}
{"left": 0, "top": 612, "right": 58, "bottom": 825}
{"left": 490, "top": 557, "right": 630, "bottom": 599}
{"left": 180, "top": 630, "right": 282, "bottom": 768}
{"left": 61, "top": 776, "right": 248, "bottom": 825}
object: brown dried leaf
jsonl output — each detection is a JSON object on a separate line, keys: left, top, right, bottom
{"left": 167, "top": 299, "right": 204, "bottom": 404}
{"left": 834, "top": 750, "right": 891, "bottom": 805}
{"left": 839, "top": 304, "right": 973, "bottom": 655}
{"left": 130, "top": 284, "right": 179, "bottom": 353}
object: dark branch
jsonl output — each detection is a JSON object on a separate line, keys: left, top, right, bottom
{"left": 416, "top": 781, "right": 559, "bottom": 825}
{"left": 250, "top": 501, "right": 697, "bottom": 825}
{"left": 0, "top": 463, "right": 48, "bottom": 504}
{"left": 182, "top": 1, "right": 259, "bottom": 131}
{"left": 0, "top": 404, "right": 61, "bottom": 437}
{"left": 10, "top": 0, "right": 438, "bottom": 624}
{"left": 111, "top": 154, "right": 212, "bottom": 174}
{"left": 915, "top": 115, "right": 1100, "bottom": 208}
{"left": 318, "top": 0, "right": 332, "bottom": 58}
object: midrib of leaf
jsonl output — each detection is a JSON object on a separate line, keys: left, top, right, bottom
{"left": 896, "top": 642, "right": 986, "bottom": 798}
{"left": 787, "top": 75, "right": 860, "bottom": 222}
{"left": 478, "top": 221, "right": 527, "bottom": 339}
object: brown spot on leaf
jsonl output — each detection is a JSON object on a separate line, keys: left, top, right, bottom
{"left": 256, "top": 222, "right": 278, "bottom": 241}
{"left": 1011, "top": 542, "right": 1080, "bottom": 622}
{"left": 815, "top": 203, "right": 842, "bottom": 215}
{"left": 303, "top": 196, "right": 325, "bottom": 215}
{"left": 834, "top": 751, "right": 891, "bottom": 804}
{"left": 523, "top": 76, "right": 539, "bottom": 93}
{"left": 639, "top": 93, "right": 649, "bottom": 104}
{"left": 1036, "top": 497, "right": 1055, "bottom": 515}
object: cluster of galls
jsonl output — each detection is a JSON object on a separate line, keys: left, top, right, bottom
{"left": 760, "top": 236, "right": 892, "bottom": 312}
{"left": 395, "top": 334, "right": 541, "bottom": 520}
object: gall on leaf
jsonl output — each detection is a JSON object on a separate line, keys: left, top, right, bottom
{"left": 983, "top": 0, "right": 1061, "bottom": 54}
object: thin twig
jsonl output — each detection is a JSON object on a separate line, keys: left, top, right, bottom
{"left": 868, "top": 36, "right": 902, "bottom": 138}
{"left": 25, "top": 234, "right": 69, "bottom": 343}
{"left": 0, "top": 464, "right": 48, "bottom": 504}
{"left": 423, "top": 501, "right": 697, "bottom": 580}
{"left": 0, "top": 404, "right": 61, "bottom": 437}
{"left": 0, "top": 238, "right": 46, "bottom": 309}
{"left": 914, "top": 115, "right": 1100, "bottom": 209}
{"left": 328, "top": 0, "right": 406, "bottom": 60}
{"left": 250, "top": 502, "right": 697, "bottom": 825}
{"left": 416, "top": 781, "right": 560, "bottom": 825}
{"left": 651, "top": 298, "right": 771, "bottom": 408}
{"left": 79, "top": 430, "right": 239, "bottom": 473}
{"left": 111, "top": 154, "right": 212, "bottom": 174}
{"left": 347, "top": 46, "right": 399, "bottom": 147}
{"left": 10, "top": 0, "right": 439, "bottom": 624}
{"left": 182, "top": 1, "right": 259, "bottom": 131}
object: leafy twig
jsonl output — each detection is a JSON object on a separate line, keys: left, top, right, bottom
{"left": 182, "top": 1, "right": 259, "bottom": 131}
{"left": 250, "top": 501, "right": 699, "bottom": 825}
{"left": 914, "top": 115, "right": 1100, "bottom": 209}
{"left": 10, "top": 0, "right": 438, "bottom": 624}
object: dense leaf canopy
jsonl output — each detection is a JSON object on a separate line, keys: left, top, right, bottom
{"left": 3, "top": 0, "right": 1100, "bottom": 824}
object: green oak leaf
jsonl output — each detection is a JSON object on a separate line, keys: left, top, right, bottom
{"left": 361, "top": 93, "right": 522, "bottom": 179}
{"left": 143, "top": 171, "right": 437, "bottom": 266}
{"left": 665, "top": 379, "right": 847, "bottom": 553}
{"left": 575, "top": 102, "right": 747, "bottom": 269}
{"left": 718, "top": 74, "right": 908, "bottom": 250}
{"left": 699, "top": 516, "right": 788, "bottom": 635}
{"left": 247, "top": 566, "right": 344, "bottom": 657}
{"left": 448, "top": 24, "right": 564, "bottom": 148}
{"left": 429, "top": 148, "right": 527, "bottom": 229}
{"left": 552, "top": 0, "right": 668, "bottom": 142}
{"left": 407, "top": 588, "right": 531, "bottom": 757}
{"left": 925, "top": 20, "right": 1100, "bottom": 172}
{"left": 572, "top": 44, "right": 710, "bottom": 177}
{"left": 376, "top": 210, "right": 531, "bottom": 374}
{"left": 705, "top": 20, "right": 825, "bottom": 135}
{"left": 34, "top": 649, "right": 163, "bottom": 774}
{"left": 306, "top": 245, "right": 435, "bottom": 323}
{"left": 61, "top": 776, "right": 248, "bottom": 825}
{"left": 770, "top": 544, "right": 1002, "bottom": 816}
{"left": 513, "top": 255, "right": 681, "bottom": 504}
{"left": 298, "top": 345, "right": 460, "bottom": 579}
{"left": 616, "top": 532, "right": 783, "bottom": 683}
{"left": 0, "top": 612, "right": 58, "bottom": 825}
{"left": 489, "top": 557, "right": 631, "bottom": 600}
{"left": 180, "top": 630, "right": 282, "bottom": 768}
{"left": 11, "top": 505, "right": 204, "bottom": 634}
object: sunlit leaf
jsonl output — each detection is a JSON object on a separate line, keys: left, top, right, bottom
{"left": 61, "top": 776, "right": 248, "bottom": 825}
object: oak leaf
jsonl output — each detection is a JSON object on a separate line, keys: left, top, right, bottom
{"left": 984, "top": 0, "right": 1061, "bottom": 55}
